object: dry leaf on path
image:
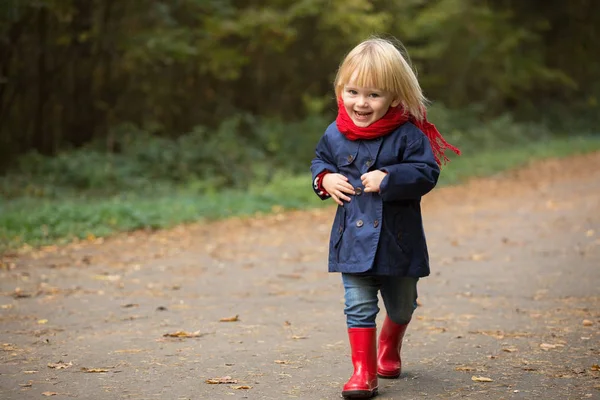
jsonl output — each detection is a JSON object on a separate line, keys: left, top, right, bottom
{"left": 231, "top": 385, "right": 252, "bottom": 390}
{"left": 219, "top": 315, "right": 239, "bottom": 322}
{"left": 291, "top": 335, "right": 308, "bottom": 340}
{"left": 540, "top": 343, "right": 564, "bottom": 351}
{"left": 81, "top": 367, "right": 110, "bottom": 373}
{"left": 93, "top": 274, "right": 121, "bottom": 281}
{"left": 114, "top": 349, "right": 144, "bottom": 354}
{"left": 582, "top": 319, "right": 593, "bottom": 326}
{"left": 591, "top": 364, "right": 599, "bottom": 371}
{"left": 502, "top": 347, "right": 518, "bottom": 353}
{"left": 11, "top": 289, "right": 32, "bottom": 298}
{"left": 206, "top": 376, "right": 238, "bottom": 384}
{"left": 455, "top": 366, "right": 476, "bottom": 372}
{"left": 274, "top": 360, "right": 289, "bottom": 364}
{"left": 47, "top": 361, "right": 72, "bottom": 369}
{"left": 42, "top": 392, "right": 58, "bottom": 397}
{"left": 471, "top": 376, "right": 493, "bottom": 382}
{"left": 163, "top": 330, "right": 204, "bottom": 338}
{"left": 2, "top": 343, "right": 18, "bottom": 351}
{"left": 470, "top": 253, "right": 487, "bottom": 261}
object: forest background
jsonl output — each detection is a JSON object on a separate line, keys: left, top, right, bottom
{"left": 1, "top": 0, "right": 599, "bottom": 251}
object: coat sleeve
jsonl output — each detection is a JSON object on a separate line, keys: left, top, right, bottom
{"left": 310, "top": 133, "right": 338, "bottom": 200}
{"left": 379, "top": 133, "right": 440, "bottom": 201}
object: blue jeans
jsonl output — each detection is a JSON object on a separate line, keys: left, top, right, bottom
{"left": 342, "top": 273, "right": 418, "bottom": 328}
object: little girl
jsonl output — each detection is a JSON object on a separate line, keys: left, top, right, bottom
{"left": 311, "top": 38, "right": 459, "bottom": 399}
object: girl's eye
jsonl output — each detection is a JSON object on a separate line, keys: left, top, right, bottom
{"left": 348, "top": 89, "right": 358, "bottom": 95}
{"left": 369, "top": 93, "right": 380, "bottom": 98}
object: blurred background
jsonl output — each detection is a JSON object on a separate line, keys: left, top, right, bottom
{"left": 1, "top": 0, "right": 599, "bottom": 250}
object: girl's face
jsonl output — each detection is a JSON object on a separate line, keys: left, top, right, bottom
{"left": 341, "top": 82, "right": 400, "bottom": 128}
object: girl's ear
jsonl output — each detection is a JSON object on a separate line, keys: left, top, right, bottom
{"left": 391, "top": 98, "right": 402, "bottom": 107}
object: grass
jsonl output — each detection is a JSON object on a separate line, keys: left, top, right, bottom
{"left": 2, "top": 135, "right": 599, "bottom": 253}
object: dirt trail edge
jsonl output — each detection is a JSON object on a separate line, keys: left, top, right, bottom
{"left": 1, "top": 152, "right": 599, "bottom": 400}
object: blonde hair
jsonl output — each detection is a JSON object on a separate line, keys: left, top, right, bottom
{"left": 334, "top": 38, "right": 426, "bottom": 120}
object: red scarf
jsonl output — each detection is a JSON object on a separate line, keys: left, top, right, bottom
{"left": 335, "top": 97, "right": 460, "bottom": 165}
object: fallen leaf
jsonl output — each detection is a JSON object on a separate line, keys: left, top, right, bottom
{"left": 23, "top": 371, "right": 38, "bottom": 374}
{"left": 586, "top": 229, "right": 595, "bottom": 237}
{"left": 1, "top": 304, "right": 13, "bottom": 309}
{"left": 291, "top": 335, "right": 308, "bottom": 340}
{"left": 591, "top": 364, "right": 599, "bottom": 371}
{"left": 274, "top": 360, "right": 289, "bottom": 365}
{"left": 2, "top": 343, "right": 18, "bottom": 351}
{"left": 582, "top": 319, "right": 593, "bottom": 326}
{"left": 219, "top": 315, "right": 239, "bottom": 322}
{"left": 540, "top": 343, "right": 564, "bottom": 351}
{"left": 471, "top": 376, "right": 493, "bottom": 382}
{"left": 93, "top": 274, "right": 121, "bottom": 282}
{"left": 121, "top": 303, "right": 139, "bottom": 308}
{"left": 42, "top": 392, "right": 58, "bottom": 397}
{"left": 206, "top": 376, "right": 238, "bottom": 384}
{"left": 468, "top": 330, "right": 505, "bottom": 339}
{"left": 470, "top": 253, "right": 487, "bottom": 261}
{"left": 163, "top": 331, "right": 204, "bottom": 338}
{"left": 11, "top": 289, "right": 32, "bottom": 298}
{"left": 455, "top": 366, "right": 476, "bottom": 372}
{"left": 502, "top": 347, "right": 518, "bottom": 353}
{"left": 114, "top": 349, "right": 144, "bottom": 354}
{"left": 231, "top": 385, "right": 252, "bottom": 390}
{"left": 81, "top": 367, "right": 110, "bottom": 373}
{"left": 37, "top": 319, "right": 48, "bottom": 325}
{"left": 277, "top": 273, "right": 301, "bottom": 280}
{"left": 47, "top": 361, "right": 72, "bottom": 369}
{"left": 19, "top": 382, "right": 32, "bottom": 387}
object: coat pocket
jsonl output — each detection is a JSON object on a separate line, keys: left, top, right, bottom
{"left": 331, "top": 207, "right": 346, "bottom": 248}
{"left": 329, "top": 207, "right": 346, "bottom": 264}
{"left": 392, "top": 207, "right": 417, "bottom": 256}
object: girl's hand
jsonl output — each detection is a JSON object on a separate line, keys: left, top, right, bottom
{"left": 361, "top": 170, "right": 387, "bottom": 193}
{"left": 322, "top": 173, "right": 355, "bottom": 206}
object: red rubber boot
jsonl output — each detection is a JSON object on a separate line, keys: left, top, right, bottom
{"left": 377, "top": 316, "right": 409, "bottom": 379}
{"left": 342, "top": 327, "right": 378, "bottom": 399}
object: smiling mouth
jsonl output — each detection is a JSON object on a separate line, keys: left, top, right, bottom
{"left": 353, "top": 111, "right": 372, "bottom": 120}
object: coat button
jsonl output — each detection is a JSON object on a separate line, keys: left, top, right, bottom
{"left": 354, "top": 187, "right": 362, "bottom": 196}
{"left": 347, "top": 155, "right": 354, "bottom": 163}
{"left": 373, "top": 219, "right": 379, "bottom": 228}
{"left": 356, "top": 220, "right": 364, "bottom": 227}
{"left": 366, "top": 160, "right": 373, "bottom": 167}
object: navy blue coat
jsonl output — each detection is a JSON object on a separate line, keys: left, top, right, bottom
{"left": 311, "top": 121, "right": 440, "bottom": 277}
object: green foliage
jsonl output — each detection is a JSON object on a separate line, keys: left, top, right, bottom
{"left": 426, "top": 103, "right": 552, "bottom": 153}
{"left": 1, "top": 112, "right": 331, "bottom": 198}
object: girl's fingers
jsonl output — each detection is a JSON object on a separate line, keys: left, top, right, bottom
{"left": 339, "top": 185, "right": 355, "bottom": 194}
{"left": 331, "top": 194, "right": 343, "bottom": 206}
{"left": 338, "top": 192, "right": 352, "bottom": 202}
